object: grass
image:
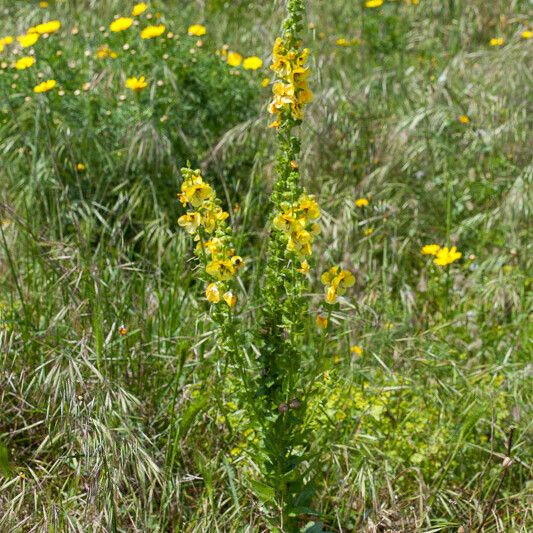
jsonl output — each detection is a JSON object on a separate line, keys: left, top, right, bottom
{"left": 0, "top": 0, "right": 531, "bottom": 531}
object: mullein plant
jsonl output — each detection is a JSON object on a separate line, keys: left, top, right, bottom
{"left": 178, "top": 1, "right": 354, "bottom": 529}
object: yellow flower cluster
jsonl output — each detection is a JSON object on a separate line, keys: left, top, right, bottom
{"left": 421, "top": 244, "right": 462, "bottom": 266}
{"left": 267, "top": 37, "right": 313, "bottom": 128}
{"left": 178, "top": 169, "right": 243, "bottom": 307}
{"left": 321, "top": 266, "right": 355, "bottom": 304}
{"left": 272, "top": 193, "right": 321, "bottom": 258}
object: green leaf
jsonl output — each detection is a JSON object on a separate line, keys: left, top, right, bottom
{"left": 248, "top": 478, "right": 276, "bottom": 503}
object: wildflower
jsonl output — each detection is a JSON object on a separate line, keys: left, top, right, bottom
{"left": 35, "top": 20, "right": 61, "bottom": 34}
{"left": 223, "top": 290, "right": 237, "bottom": 307}
{"left": 458, "top": 115, "right": 470, "bottom": 124}
{"left": 355, "top": 197, "right": 369, "bottom": 207}
{"left": 434, "top": 246, "right": 462, "bottom": 266}
{"left": 421, "top": 244, "right": 440, "bottom": 256}
{"left": 365, "top": 0, "right": 384, "bottom": 7}
{"left": 489, "top": 37, "right": 504, "bottom": 47}
{"left": 336, "top": 38, "right": 350, "bottom": 46}
{"left": 95, "top": 45, "right": 117, "bottom": 59}
{"left": 227, "top": 51, "right": 243, "bottom": 67}
{"left": 39, "top": 1, "right": 49, "bottom": 6}
{"left": 15, "top": 56, "right": 35, "bottom": 70}
{"left": 350, "top": 345, "right": 363, "bottom": 356}
{"left": 205, "top": 282, "right": 221, "bottom": 303}
{"left": 125, "top": 76, "right": 148, "bottom": 92}
{"left": 364, "top": 227, "right": 374, "bottom": 236}
{"left": 0, "top": 36, "right": 13, "bottom": 46}
{"left": 243, "top": 56, "right": 263, "bottom": 70}
{"left": 261, "top": 77, "right": 270, "bottom": 87}
{"left": 521, "top": 30, "right": 533, "bottom": 39}
{"left": 206, "top": 259, "right": 236, "bottom": 281}
{"left": 17, "top": 33, "right": 39, "bottom": 47}
{"left": 188, "top": 24, "right": 206, "bottom": 36}
{"left": 179, "top": 175, "right": 214, "bottom": 207}
{"left": 132, "top": 2, "right": 148, "bottom": 16}
{"left": 118, "top": 324, "right": 128, "bottom": 336}
{"left": 177, "top": 211, "right": 201, "bottom": 234}
{"left": 321, "top": 266, "right": 355, "bottom": 304}
{"left": 110, "top": 17, "right": 133, "bottom": 33}
{"left": 76, "top": 163, "right": 86, "bottom": 171}
{"left": 141, "top": 24, "right": 165, "bottom": 39}
{"left": 297, "top": 260, "right": 310, "bottom": 274}
{"left": 33, "top": 79, "right": 56, "bottom": 93}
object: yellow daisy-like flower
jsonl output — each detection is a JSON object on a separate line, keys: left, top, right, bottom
{"left": 205, "top": 282, "right": 221, "bottom": 303}
{"left": 350, "top": 345, "right": 363, "bottom": 356}
{"left": 489, "top": 37, "right": 504, "bottom": 47}
{"left": 35, "top": 20, "right": 61, "bottom": 34}
{"left": 76, "top": 163, "right": 86, "bottom": 171}
{"left": 110, "top": 17, "right": 133, "bottom": 33}
{"left": 227, "top": 51, "right": 243, "bottom": 67}
{"left": 95, "top": 45, "right": 118, "bottom": 59}
{"left": 297, "top": 260, "right": 310, "bottom": 275}
{"left": 141, "top": 24, "right": 165, "bottom": 39}
{"left": 132, "top": 2, "right": 148, "bottom": 16}
{"left": 321, "top": 266, "right": 355, "bottom": 304}
{"left": 125, "top": 75, "right": 148, "bottom": 92}
{"left": 188, "top": 24, "right": 206, "bottom": 37}
{"left": 15, "top": 56, "right": 36, "bottom": 70}
{"left": 336, "top": 38, "right": 350, "bottom": 47}
{"left": 33, "top": 79, "right": 56, "bottom": 93}
{"left": 39, "top": 1, "right": 49, "bottom": 7}
{"left": 521, "top": 30, "right": 533, "bottom": 39}
{"left": 365, "top": 0, "right": 384, "bottom": 7}
{"left": 421, "top": 244, "right": 440, "bottom": 256}
{"left": 355, "top": 197, "right": 369, "bottom": 207}
{"left": 261, "top": 77, "right": 270, "bottom": 87}
{"left": 1, "top": 36, "right": 14, "bottom": 47}
{"left": 434, "top": 246, "right": 461, "bottom": 266}
{"left": 17, "top": 33, "right": 39, "bottom": 47}
{"left": 458, "top": 115, "right": 469, "bottom": 124}
{"left": 242, "top": 56, "right": 263, "bottom": 70}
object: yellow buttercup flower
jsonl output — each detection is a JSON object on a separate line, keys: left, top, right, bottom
{"left": 15, "top": 56, "right": 36, "bottom": 70}
{"left": 39, "top": 1, "right": 49, "bottom": 6}
{"left": 110, "top": 17, "right": 133, "bottom": 33}
{"left": 95, "top": 45, "right": 118, "bottom": 59}
{"left": 521, "top": 30, "right": 533, "bottom": 39}
{"left": 76, "top": 163, "right": 86, "bottom": 171}
{"left": 261, "top": 78, "right": 270, "bottom": 87}
{"left": 132, "top": 2, "right": 148, "bottom": 16}
{"left": 188, "top": 24, "right": 206, "bottom": 37}
{"left": 141, "top": 24, "right": 165, "bottom": 39}
{"left": 1, "top": 36, "right": 14, "bottom": 47}
{"left": 321, "top": 266, "right": 355, "bottom": 304}
{"left": 227, "top": 51, "right": 243, "bottom": 67}
{"left": 35, "top": 20, "right": 61, "bottom": 34}
{"left": 125, "top": 76, "right": 148, "bottom": 92}
{"left": 489, "top": 37, "right": 504, "bottom": 47}
{"left": 206, "top": 282, "right": 221, "bottom": 303}
{"left": 355, "top": 197, "right": 369, "bottom": 207}
{"left": 33, "top": 79, "right": 56, "bottom": 93}
{"left": 336, "top": 38, "right": 350, "bottom": 47}
{"left": 243, "top": 56, "right": 263, "bottom": 70}
{"left": 17, "top": 33, "right": 39, "bottom": 47}
{"left": 434, "top": 246, "right": 462, "bottom": 266}
{"left": 365, "top": 0, "right": 383, "bottom": 7}
{"left": 350, "top": 345, "right": 363, "bottom": 356}
{"left": 421, "top": 244, "right": 440, "bottom": 256}
{"left": 458, "top": 115, "right": 469, "bottom": 124}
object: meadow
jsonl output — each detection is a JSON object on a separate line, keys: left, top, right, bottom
{"left": 0, "top": 0, "right": 531, "bottom": 531}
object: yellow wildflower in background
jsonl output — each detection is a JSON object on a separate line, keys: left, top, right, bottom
{"left": 95, "top": 45, "right": 118, "bottom": 59}
{"left": 421, "top": 244, "right": 440, "bottom": 256}
{"left": 489, "top": 37, "right": 504, "bottom": 46}
{"left": 350, "top": 345, "right": 363, "bottom": 356}
{"left": 458, "top": 115, "right": 470, "bottom": 124}
{"left": 125, "top": 76, "right": 148, "bottom": 92}
{"left": 434, "top": 246, "right": 462, "bottom": 266}
{"left": 261, "top": 78, "right": 270, "bottom": 87}
{"left": 223, "top": 290, "right": 237, "bottom": 308}
{"left": 76, "top": 163, "right": 86, "bottom": 171}
{"left": 227, "top": 51, "right": 243, "bottom": 67}
{"left": 15, "top": 56, "right": 35, "bottom": 70}
{"left": 35, "top": 20, "right": 61, "bottom": 34}
{"left": 336, "top": 38, "right": 350, "bottom": 46}
{"left": 355, "top": 197, "right": 369, "bottom": 207}
{"left": 243, "top": 56, "right": 263, "bottom": 70}
{"left": 33, "top": 79, "right": 56, "bottom": 93}
{"left": 521, "top": 30, "right": 533, "bottom": 39}
{"left": 132, "top": 2, "right": 148, "bottom": 16}
{"left": 188, "top": 24, "right": 206, "bottom": 36}
{"left": 39, "top": 1, "right": 49, "bottom": 7}
{"left": 110, "top": 17, "right": 133, "bottom": 33}
{"left": 316, "top": 315, "right": 328, "bottom": 329}
{"left": 206, "top": 283, "right": 221, "bottom": 303}
{"left": 321, "top": 266, "right": 355, "bottom": 304}
{"left": 17, "top": 33, "right": 39, "bottom": 47}
{"left": 297, "top": 260, "right": 310, "bottom": 275}
{"left": 365, "top": 0, "right": 384, "bottom": 7}
{"left": 141, "top": 24, "right": 165, "bottom": 39}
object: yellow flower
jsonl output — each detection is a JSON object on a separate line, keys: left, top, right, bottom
{"left": 141, "top": 24, "right": 165, "bottom": 39}
{"left": 95, "top": 45, "right": 118, "bottom": 59}
{"left": 297, "top": 260, "right": 310, "bottom": 275}
{"left": 177, "top": 211, "right": 201, "bottom": 234}
{"left": 316, "top": 314, "right": 328, "bottom": 329}
{"left": 0, "top": 36, "right": 13, "bottom": 46}
{"left": 421, "top": 244, "right": 440, "bottom": 256}
{"left": 489, "top": 37, "right": 504, "bottom": 47}
{"left": 125, "top": 76, "right": 148, "bottom": 92}
{"left": 521, "top": 30, "right": 533, "bottom": 39}
{"left": 350, "top": 345, "right": 363, "bottom": 356}
{"left": 118, "top": 324, "right": 128, "bottom": 336}
{"left": 227, "top": 51, "right": 243, "bottom": 67}
{"left": 458, "top": 115, "right": 469, "bottom": 124}
{"left": 261, "top": 77, "right": 270, "bottom": 87}
{"left": 110, "top": 17, "right": 133, "bottom": 33}
{"left": 355, "top": 197, "right": 369, "bottom": 207}
{"left": 33, "top": 79, "right": 56, "bottom": 93}
{"left": 188, "top": 24, "right": 206, "bottom": 37}
{"left": 336, "top": 38, "right": 350, "bottom": 47}
{"left": 39, "top": 1, "right": 49, "bottom": 6}
{"left": 243, "top": 56, "right": 263, "bottom": 70}
{"left": 206, "top": 259, "right": 236, "bottom": 281}
{"left": 223, "top": 290, "right": 237, "bottom": 307}
{"left": 35, "top": 20, "right": 61, "bottom": 34}
{"left": 321, "top": 266, "right": 355, "bottom": 304}
{"left": 205, "top": 283, "right": 221, "bottom": 303}
{"left": 365, "top": 0, "right": 384, "bottom": 7}
{"left": 433, "top": 246, "right": 462, "bottom": 266}
{"left": 15, "top": 56, "right": 35, "bottom": 70}
{"left": 17, "top": 33, "right": 39, "bottom": 47}
{"left": 180, "top": 176, "right": 214, "bottom": 207}
{"left": 76, "top": 163, "right": 86, "bottom": 171}
{"left": 363, "top": 227, "right": 374, "bottom": 236}
{"left": 132, "top": 2, "right": 148, "bottom": 16}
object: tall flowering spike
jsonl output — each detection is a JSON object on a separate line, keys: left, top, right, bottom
{"left": 177, "top": 167, "right": 243, "bottom": 307}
